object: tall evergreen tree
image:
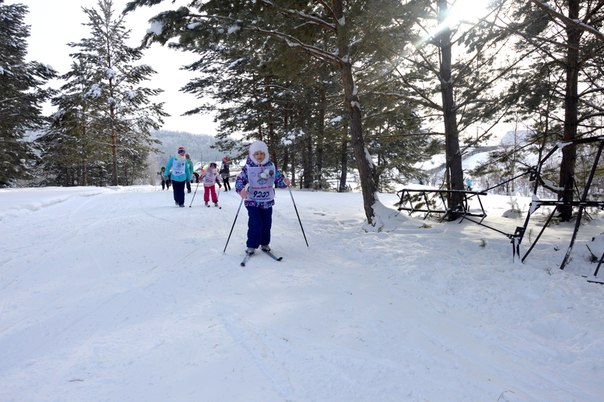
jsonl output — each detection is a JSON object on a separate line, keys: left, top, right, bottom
{"left": 0, "top": 1, "right": 55, "bottom": 186}
{"left": 39, "top": 0, "right": 166, "bottom": 186}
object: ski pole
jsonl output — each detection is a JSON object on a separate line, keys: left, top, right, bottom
{"left": 189, "top": 179, "right": 201, "bottom": 207}
{"left": 288, "top": 186, "right": 309, "bottom": 247}
{"left": 223, "top": 197, "right": 244, "bottom": 253}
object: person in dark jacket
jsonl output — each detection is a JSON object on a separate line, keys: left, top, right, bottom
{"left": 219, "top": 156, "right": 231, "bottom": 191}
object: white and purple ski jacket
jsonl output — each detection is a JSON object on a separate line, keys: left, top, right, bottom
{"left": 235, "top": 156, "right": 287, "bottom": 209}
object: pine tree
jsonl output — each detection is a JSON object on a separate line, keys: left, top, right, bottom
{"left": 39, "top": 0, "right": 166, "bottom": 186}
{"left": 0, "top": 1, "right": 56, "bottom": 186}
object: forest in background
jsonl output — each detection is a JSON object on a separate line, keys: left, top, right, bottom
{"left": 2, "top": 0, "right": 604, "bottom": 227}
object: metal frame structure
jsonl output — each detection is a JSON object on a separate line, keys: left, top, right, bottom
{"left": 396, "top": 136, "right": 604, "bottom": 280}
{"left": 396, "top": 188, "right": 488, "bottom": 222}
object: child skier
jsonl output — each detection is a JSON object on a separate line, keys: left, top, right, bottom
{"left": 202, "top": 162, "right": 222, "bottom": 207}
{"left": 235, "top": 140, "right": 290, "bottom": 255}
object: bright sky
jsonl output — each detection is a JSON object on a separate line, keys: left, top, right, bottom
{"left": 10, "top": 0, "right": 217, "bottom": 135}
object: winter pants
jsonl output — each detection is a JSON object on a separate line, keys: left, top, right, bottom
{"left": 222, "top": 176, "right": 231, "bottom": 191}
{"left": 172, "top": 179, "right": 186, "bottom": 206}
{"left": 186, "top": 180, "right": 191, "bottom": 193}
{"left": 204, "top": 185, "right": 218, "bottom": 203}
{"left": 246, "top": 206, "right": 273, "bottom": 249}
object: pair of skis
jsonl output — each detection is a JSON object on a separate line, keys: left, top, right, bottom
{"left": 190, "top": 203, "right": 221, "bottom": 209}
{"left": 240, "top": 248, "right": 283, "bottom": 267}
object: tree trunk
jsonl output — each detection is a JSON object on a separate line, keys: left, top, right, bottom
{"left": 304, "top": 91, "right": 314, "bottom": 189}
{"left": 559, "top": 0, "right": 580, "bottom": 221}
{"left": 265, "top": 76, "right": 278, "bottom": 165}
{"left": 315, "top": 87, "right": 326, "bottom": 190}
{"left": 304, "top": 133, "right": 313, "bottom": 189}
{"left": 339, "top": 132, "right": 348, "bottom": 192}
{"left": 111, "top": 125, "right": 118, "bottom": 186}
{"left": 290, "top": 150, "right": 297, "bottom": 188}
{"left": 333, "top": 0, "right": 378, "bottom": 225}
{"left": 81, "top": 159, "right": 88, "bottom": 186}
{"left": 81, "top": 121, "right": 88, "bottom": 186}
{"left": 282, "top": 99, "right": 290, "bottom": 175}
{"left": 108, "top": 59, "right": 118, "bottom": 186}
{"left": 437, "top": 0, "right": 464, "bottom": 218}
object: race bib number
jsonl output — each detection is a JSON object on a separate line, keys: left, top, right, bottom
{"left": 204, "top": 170, "right": 218, "bottom": 185}
{"left": 248, "top": 166, "right": 275, "bottom": 202}
{"left": 172, "top": 160, "right": 185, "bottom": 176}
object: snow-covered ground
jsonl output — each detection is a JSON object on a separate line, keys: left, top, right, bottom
{"left": 1, "top": 185, "right": 603, "bottom": 402}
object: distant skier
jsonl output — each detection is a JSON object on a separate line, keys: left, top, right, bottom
{"left": 159, "top": 166, "right": 168, "bottom": 190}
{"left": 201, "top": 162, "right": 222, "bottom": 207}
{"left": 220, "top": 156, "right": 231, "bottom": 191}
{"left": 465, "top": 177, "right": 473, "bottom": 191}
{"left": 164, "top": 146, "right": 191, "bottom": 207}
{"left": 185, "top": 153, "right": 194, "bottom": 193}
{"left": 236, "top": 140, "right": 290, "bottom": 256}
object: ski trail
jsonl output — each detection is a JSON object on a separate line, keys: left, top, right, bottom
{"left": 209, "top": 299, "right": 296, "bottom": 401}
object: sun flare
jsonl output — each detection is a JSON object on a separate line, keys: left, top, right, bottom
{"left": 446, "top": 0, "right": 491, "bottom": 26}
{"left": 417, "top": 0, "right": 492, "bottom": 45}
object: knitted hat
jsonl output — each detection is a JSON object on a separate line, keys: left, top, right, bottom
{"left": 249, "top": 140, "right": 269, "bottom": 164}
{"left": 177, "top": 146, "right": 185, "bottom": 153}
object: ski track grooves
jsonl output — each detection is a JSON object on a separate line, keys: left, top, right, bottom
{"left": 210, "top": 298, "right": 295, "bottom": 401}
{"left": 0, "top": 191, "right": 103, "bottom": 289}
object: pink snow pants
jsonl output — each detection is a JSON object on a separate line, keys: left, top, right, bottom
{"left": 204, "top": 185, "right": 218, "bottom": 203}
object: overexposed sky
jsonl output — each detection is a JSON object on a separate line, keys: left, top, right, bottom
{"left": 10, "top": 0, "right": 217, "bottom": 135}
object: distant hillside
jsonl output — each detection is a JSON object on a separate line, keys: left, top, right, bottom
{"left": 152, "top": 130, "right": 224, "bottom": 167}
{"left": 499, "top": 129, "right": 532, "bottom": 147}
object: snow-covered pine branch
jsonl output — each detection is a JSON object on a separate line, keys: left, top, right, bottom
{"left": 259, "top": 0, "right": 336, "bottom": 31}
{"left": 528, "top": 0, "right": 604, "bottom": 42}
{"left": 253, "top": 27, "right": 342, "bottom": 66}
